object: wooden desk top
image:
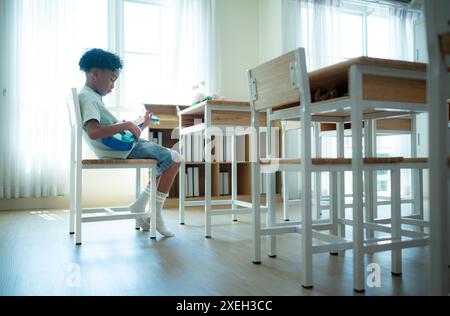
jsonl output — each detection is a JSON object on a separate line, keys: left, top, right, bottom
{"left": 308, "top": 56, "right": 427, "bottom": 102}
{"left": 178, "top": 100, "right": 250, "bottom": 116}
{"left": 268, "top": 56, "right": 434, "bottom": 120}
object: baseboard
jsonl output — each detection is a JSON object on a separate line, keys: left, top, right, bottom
{"left": 0, "top": 194, "right": 283, "bottom": 211}
{"left": 0, "top": 196, "right": 70, "bottom": 211}
{"left": 0, "top": 195, "right": 134, "bottom": 211}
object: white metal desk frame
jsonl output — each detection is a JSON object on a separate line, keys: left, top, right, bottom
{"left": 281, "top": 115, "right": 425, "bottom": 236}
{"left": 248, "top": 49, "right": 430, "bottom": 291}
{"left": 178, "top": 102, "right": 268, "bottom": 238}
{"left": 335, "top": 63, "right": 429, "bottom": 292}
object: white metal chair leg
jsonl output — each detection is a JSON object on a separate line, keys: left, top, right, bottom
{"left": 330, "top": 171, "right": 339, "bottom": 255}
{"left": 337, "top": 171, "right": 346, "bottom": 256}
{"left": 69, "top": 127, "right": 75, "bottom": 235}
{"left": 75, "top": 164, "right": 82, "bottom": 245}
{"left": 268, "top": 172, "right": 277, "bottom": 257}
{"left": 391, "top": 168, "right": 402, "bottom": 276}
{"left": 135, "top": 168, "right": 141, "bottom": 230}
{"left": 282, "top": 171, "right": 289, "bottom": 221}
{"left": 300, "top": 169, "right": 313, "bottom": 289}
{"left": 150, "top": 166, "right": 157, "bottom": 239}
{"left": 281, "top": 121, "right": 290, "bottom": 221}
{"left": 313, "top": 173, "right": 321, "bottom": 220}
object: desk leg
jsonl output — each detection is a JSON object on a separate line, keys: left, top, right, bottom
{"left": 179, "top": 118, "right": 185, "bottom": 225}
{"left": 205, "top": 110, "right": 212, "bottom": 238}
{"left": 252, "top": 160, "right": 262, "bottom": 263}
{"left": 266, "top": 111, "right": 276, "bottom": 257}
{"left": 150, "top": 166, "right": 157, "bottom": 239}
{"left": 281, "top": 122, "right": 290, "bottom": 221}
{"left": 231, "top": 133, "right": 238, "bottom": 222}
{"left": 364, "top": 119, "right": 375, "bottom": 239}
{"left": 251, "top": 107, "right": 262, "bottom": 263}
{"left": 351, "top": 66, "right": 365, "bottom": 293}
{"left": 313, "top": 122, "right": 321, "bottom": 220}
{"left": 417, "top": 169, "right": 424, "bottom": 233}
{"left": 300, "top": 116, "right": 313, "bottom": 285}
{"left": 336, "top": 122, "right": 346, "bottom": 256}
{"left": 330, "top": 171, "right": 338, "bottom": 255}
{"left": 391, "top": 168, "right": 402, "bottom": 276}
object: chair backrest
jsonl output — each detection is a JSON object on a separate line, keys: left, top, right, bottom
{"left": 66, "top": 87, "right": 83, "bottom": 163}
{"left": 66, "top": 88, "right": 82, "bottom": 128}
{"left": 246, "top": 48, "right": 311, "bottom": 112}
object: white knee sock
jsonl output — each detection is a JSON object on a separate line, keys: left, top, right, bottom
{"left": 155, "top": 191, "right": 174, "bottom": 237}
{"left": 129, "top": 183, "right": 151, "bottom": 213}
{"left": 129, "top": 184, "right": 151, "bottom": 230}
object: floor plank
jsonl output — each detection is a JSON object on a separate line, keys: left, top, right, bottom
{"left": 0, "top": 205, "right": 446, "bottom": 296}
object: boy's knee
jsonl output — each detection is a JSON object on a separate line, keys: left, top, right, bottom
{"left": 170, "top": 149, "right": 182, "bottom": 164}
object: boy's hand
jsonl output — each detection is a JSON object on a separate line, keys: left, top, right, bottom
{"left": 125, "top": 121, "right": 141, "bottom": 139}
{"left": 142, "top": 111, "right": 153, "bottom": 128}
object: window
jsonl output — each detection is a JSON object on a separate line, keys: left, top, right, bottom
{"left": 297, "top": 0, "right": 420, "bottom": 69}
{"left": 338, "top": 12, "right": 364, "bottom": 59}
{"left": 73, "top": 0, "right": 110, "bottom": 103}
{"left": 281, "top": 0, "right": 420, "bottom": 211}
{"left": 110, "top": 0, "right": 212, "bottom": 114}
{"left": 367, "top": 14, "right": 391, "bottom": 58}
{"left": 123, "top": 1, "right": 164, "bottom": 106}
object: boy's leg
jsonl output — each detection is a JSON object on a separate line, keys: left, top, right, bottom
{"left": 154, "top": 161, "right": 180, "bottom": 236}
{"left": 128, "top": 139, "right": 181, "bottom": 235}
{"left": 130, "top": 182, "right": 152, "bottom": 231}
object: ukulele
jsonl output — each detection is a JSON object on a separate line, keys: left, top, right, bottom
{"left": 100, "top": 115, "right": 159, "bottom": 151}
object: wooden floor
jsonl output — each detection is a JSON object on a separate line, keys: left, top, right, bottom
{"left": 0, "top": 204, "right": 446, "bottom": 296}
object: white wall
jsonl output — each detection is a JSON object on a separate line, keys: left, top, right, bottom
{"left": 215, "top": 0, "right": 260, "bottom": 100}
{"left": 258, "top": 0, "right": 282, "bottom": 63}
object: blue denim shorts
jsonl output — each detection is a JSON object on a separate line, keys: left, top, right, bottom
{"left": 127, "top": 139, "right": 177, "bottom": 177}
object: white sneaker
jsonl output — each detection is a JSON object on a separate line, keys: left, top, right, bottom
{"left": 135, "top": 217, "right": 150, "bottom": 231}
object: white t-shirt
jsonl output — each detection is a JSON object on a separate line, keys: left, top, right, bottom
{"left": 78, "top": 85, "right": 136, "bottom": 159}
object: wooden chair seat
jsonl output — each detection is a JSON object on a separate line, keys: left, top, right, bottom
{"left": 260, "top": 157, "right": 404, "bottom": 165}
{"left": 82, "top": 158, "right": 157, "bottom": 165}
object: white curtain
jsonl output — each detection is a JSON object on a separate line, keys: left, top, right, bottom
{"left": 0, "top": 0, "right": 77, "bottom": 199}
{"left": 282, "top": 0, "right": 343, "bottom": 71}
{"left": 0, "top": 0, "right": 215, "bottom": 199}
{"left": 280, "top": 0, "right": 420, "bottom": 198}
{"left": 387, "top": 7, "right": 420, "bottom": 61}
{"left": 282, "top": 0, "right": 420, "bottom": 67}
{"left": 160, "top": 0, "right": 217, "bottom": 104}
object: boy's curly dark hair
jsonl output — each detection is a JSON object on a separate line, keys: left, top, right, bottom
{"left": 79, "top": 48, "right": 123, "bottom": 72}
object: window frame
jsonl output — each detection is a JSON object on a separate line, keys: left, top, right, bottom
{"left": 107, "top": 0, "right": 168, "bottom": 114}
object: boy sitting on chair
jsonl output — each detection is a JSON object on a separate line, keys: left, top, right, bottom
{"left": 78, "top": 48, "right": 180, "bottom": 237}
